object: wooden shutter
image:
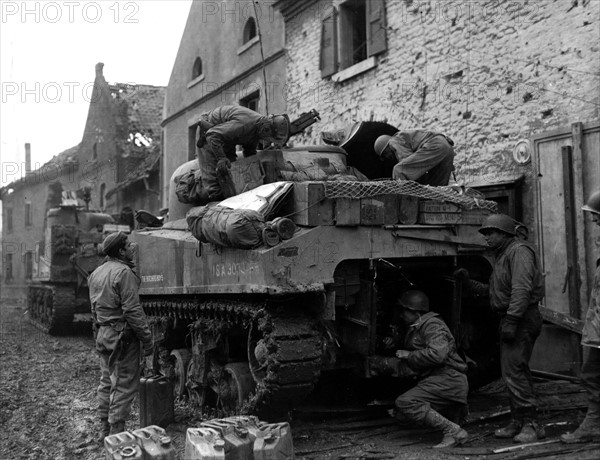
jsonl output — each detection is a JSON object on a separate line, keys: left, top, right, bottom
{"left": 320, "top": 9, "right": 338, "bottom": 78}
{"left": 367, "top": 0, "right": 387, "bottom": 57}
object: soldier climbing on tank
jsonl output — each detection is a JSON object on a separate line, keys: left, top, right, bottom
{"left": 88, "top": 231, "right": 153, "bottom": 442}
{"left": 373, "top": 130, "right": 455, "bottom": 186}
{"left": 195, "top": 105, "right": 291, "bottom": 200}
{"left": 560, "top": 191, "right": 600, "bottom": 443}
{"left": 455, "top": 214, "right": 545, "bottom": 443}
{"left": 384, "top": 290, "right": 470, "bottom": 449}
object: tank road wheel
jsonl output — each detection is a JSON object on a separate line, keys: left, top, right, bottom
{"left": 170, "top": 349, "right": 191, "bottom": 400}
{"left": 216, "top": 362, "right": 255, "bottom": 413}
{"left": 248, "top": 313, "right": 324, "bottom": 416}
{"left": 27, "top": 285, "right": 75, "bottom": 335}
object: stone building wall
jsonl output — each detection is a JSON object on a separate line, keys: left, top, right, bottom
{"left": 281, "top": 0, "right": 599, "bottom": 202}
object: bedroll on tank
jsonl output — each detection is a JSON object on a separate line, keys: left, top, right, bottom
{"left": 131, "top": 425, "right": 176, "bottom": 460}
{"left": 184, "top": 427, "right": 226, "bottom": 460}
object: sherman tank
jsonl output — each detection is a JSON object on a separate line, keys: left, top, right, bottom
{"left": 132, "top": 121, "right": 500, "bottom": 416}
{"left": 27, "top": 194, "right": 121, "bottom": 335}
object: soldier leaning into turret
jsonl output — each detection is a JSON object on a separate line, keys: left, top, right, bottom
{"left": 385, "top": 290, "right": 470, "bottom": 449}
{"left": 455, "top": 214, "right": 545, "bottom": 443}
{"left": 373, "top": 130, "right": 455, "bottom": 186}
{"left": 561, "top": 191, "right": 600, "bottom": 443}
{"left": 88, "top": 232, "right": 153, "bottom": 442}
{"left": 195, "top": 105, "right": 290, "bottom": 200}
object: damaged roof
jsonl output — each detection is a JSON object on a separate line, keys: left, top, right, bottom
{"left": 0, "top": 144, "right": 81, "bottom": 197}
{"left": 107, "top": 83, "right": 165, "bottom": 196}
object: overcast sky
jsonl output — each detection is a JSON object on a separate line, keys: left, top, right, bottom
{"left": 1, "top": 0, "right": 193, "bottom": 187}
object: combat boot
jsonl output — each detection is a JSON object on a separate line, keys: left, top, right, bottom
{"left": 96, "top": 418, "right": 110, "bottom": 444}
{"left": 560, "top": 405, "right": 600, "bottom": 444}
{"left": 109, "top": 421, "right": 126, "bottom": 435}
{"left": 494, "top": 419, "right": 522, "bottom": 438}
{"left": 513, "top": 418, "right": 545, "bottom": 443}
{"left": 423, "top": 409, "right": 469, "bottom": 448}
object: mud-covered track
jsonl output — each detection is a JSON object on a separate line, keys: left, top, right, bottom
{"left": 27, "top": 284, "right": 76, "bottom": 335}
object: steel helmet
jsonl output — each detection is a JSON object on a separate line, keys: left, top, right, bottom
{"left": 374, "top": 135, "right": 392, "bottom": 157}
{"left": 478, "top": 213, "right": 517, "bottom": 236}
{"left": 397, "top": 290, "right": 430, "bottom": 312}
{"left": 582, "top": 190, "right": 600, "bottom": 215}
{"left": 270, "top": 114, "right": 290, "bottom": 143}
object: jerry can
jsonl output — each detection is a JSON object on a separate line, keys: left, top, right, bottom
{"left": 139, "top": 375, "right": 174, "bottom": 428}
{"left": 254, "top": 422, "right": 294, "bottom": 460}
{"left": 131, "top": 425, "right": 176, "bottom": 460}
{"left": 184, "top": 427, "right": 226, "bottom": 460}
{"left": 201, "top": 420, "right": 252, "bottom": 460}
{"left": 220, "top": 416, "right": 264, "bottom": 441}
{"left": 104, "top": 431, "right": 144, "bottom": 460}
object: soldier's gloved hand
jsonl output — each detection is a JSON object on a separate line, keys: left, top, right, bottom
{"left": 216, "top": 158, "right": 231, "bottom": 175}
{"left": 453, "top": 268, "right": 470, "bottom": 282}
{"left": 143, "top": 342, "right": 154, "bottom": 357}
{"left": 501, "top": 316, "right": 519, "bottom": 343}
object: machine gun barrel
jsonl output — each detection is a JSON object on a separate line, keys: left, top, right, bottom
{"left": 289, "top": 109, "right": 320, "bottom": 136}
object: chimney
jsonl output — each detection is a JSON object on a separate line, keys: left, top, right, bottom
{"left": 95, "top": 62, "right": 104, "bottom": 78}
{"left": 25, "top": 143, "right": 31, "bottom": 174}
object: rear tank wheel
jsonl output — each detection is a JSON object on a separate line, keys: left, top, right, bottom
{"left": 170, "top": 349, "right": 191, "bottom": 400}
{"left": 216, "top": 362, "right": 255, "bottom": 413}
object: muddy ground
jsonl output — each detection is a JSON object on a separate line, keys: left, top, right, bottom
{"left": 2, "top": 302, "right": 600, "bottom": 460}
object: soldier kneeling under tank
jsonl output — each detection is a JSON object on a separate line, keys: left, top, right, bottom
{"left": 376, "top": 290, "right": 469, "bottom": 448}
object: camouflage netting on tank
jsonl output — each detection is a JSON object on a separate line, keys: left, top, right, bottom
{"left": 323, "top": 180, "right": 498, "bottom": 212}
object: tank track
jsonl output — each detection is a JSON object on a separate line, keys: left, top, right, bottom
{"left": 27, "top": 284, "right": 76, "bottom": 335}
{"left": 141, "top": 296, "right": 323, "bottom": 415}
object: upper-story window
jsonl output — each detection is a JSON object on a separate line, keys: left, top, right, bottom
{"left": 192, "top": 57, "right": 203, "bottom": 80}
{"left": 243, "top": 17, "right": 257, "bottom": 43}
{"left": 240, "top": 90, "right": 260, "bottom": 112}
{"left": 5, "top": 207, "right": 13, "bottom": 233}
{"left": 25, "top": 200, "right": 32, "bottom": 227}
{"left": 100, "top": 183, "right": 106, "bottom": 209}
{"left": 92, "top": 142, "right": 98, "bottom": 161}
{"left": 320, "top": 0, "right": 387, "bottom": 78}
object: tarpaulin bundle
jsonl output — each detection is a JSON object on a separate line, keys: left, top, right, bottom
{"left": 187, "top": 205, "right": 265, "bottom": 249}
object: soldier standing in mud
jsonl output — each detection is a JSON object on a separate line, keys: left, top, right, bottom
{"left": 88, "top": 231, "right": 153, "bottom": 441}
{"left": 561, "top": 191, "right": 600, "bottom": 443}
{"left": 455, "top": 214, "right": 545, "bottom": 443}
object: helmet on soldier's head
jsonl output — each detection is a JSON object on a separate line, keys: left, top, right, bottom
{"left": 270, "top": 114, "right": 290, "bottom": 144}
{"left": 478, "top": 214, "right": 517, "bottom": 236}
{"left": 582, "top": 190, "right": 600, "bottom": 216}
{"left": 397, "top": 290, "right": 430, "bottom": 312}
{"left": 374, "top": 135, "right": 392, "bottom": 157}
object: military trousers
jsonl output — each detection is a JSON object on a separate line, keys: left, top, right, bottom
{"left": 582, "top": 346, "right": 600, "bottom": 407}
{"left": 97, "top": 338, "right": 141, "bottom": 425}
{"left": 395, "top": 367, "right": 468, "bottom": 423}
{"left": 500, "top": 308, "right": 542, "bottom": 414}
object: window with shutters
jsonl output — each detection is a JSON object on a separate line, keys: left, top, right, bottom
{"left": 6, "top": 207, "right": 13, "bottom": 233}
{"left": 5, "top": 253, "right": 13, "bottom": 281}
{"left": 320, "top": 0, "right": 387, "bottom": 80}
{"left": 24, "top": 251, "right": 33, "bottom": 280}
